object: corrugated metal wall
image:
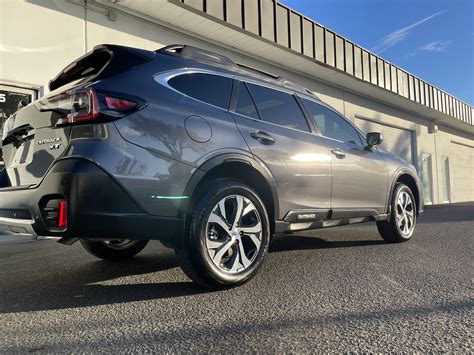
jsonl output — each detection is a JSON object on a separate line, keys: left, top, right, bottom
{"left": 180, "top": 0, "right": 473, "bottom": 126}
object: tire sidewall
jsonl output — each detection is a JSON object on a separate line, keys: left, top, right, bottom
{"left": 188, "top": 181, "right": 270, "bottom": 285}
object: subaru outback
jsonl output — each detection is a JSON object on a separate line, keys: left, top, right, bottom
{"left": 0, "top": 44, "right": 423, "bottom": 287}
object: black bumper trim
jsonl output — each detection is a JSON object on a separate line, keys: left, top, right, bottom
{"left": 0, "top": 158, "right": 182, "bottom": 242}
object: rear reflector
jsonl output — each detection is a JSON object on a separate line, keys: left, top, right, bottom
{"left": 58, "top": 200, "right": 68, "bottom": 229}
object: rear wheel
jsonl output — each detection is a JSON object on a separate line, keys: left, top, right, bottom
{"left": 80, "top": 239, "right": 149, "bottom": 261}
{"left": 377, "top": 183, "right": 417, "bottom": 243}
{"left": 175, "top": 179, "right": 270, "bottom": 288}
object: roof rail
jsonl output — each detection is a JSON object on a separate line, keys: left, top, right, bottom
{"left": 234, "top": 63, "right": 279, "bottom": 80}
{"left": 236, "top": 63, "right": 313, "bottom": 95}
{"left": 157, "top": 44, "right": 317, "bottom": 97}
{"left": 157, "top": 44, "right": 234, "bottom": 66}
{"left": 277, "top": 77, "right": 316, "bottom": 96}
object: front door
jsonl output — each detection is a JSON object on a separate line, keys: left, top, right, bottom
{"left": 299, "top": 98, "right": 388, "bottom": 215}
{"left": 231, "top": 81, "right": 332, "bottom": 219}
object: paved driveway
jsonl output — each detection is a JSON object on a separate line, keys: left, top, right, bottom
{"left": 0, "top": 203, "right": 472, "bottom": 352}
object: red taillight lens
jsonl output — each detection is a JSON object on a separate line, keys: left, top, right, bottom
{"left": 36, "top": 88, "right": 99, "bottom": 125}
{"left": 105, "top": 96, "right": 137, "bottom": 110}
{"left": 58, "top": 199, "right": 68, "bottom": 229}
{"left": 36, "top": 88, "right": 143, "bottom": 126}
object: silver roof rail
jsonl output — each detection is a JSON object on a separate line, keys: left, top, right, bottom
{"left": 158, "top": 44, "right": 234, "bottom": 67}
{"left": 157, "top": 44, "right": 317, "bottom": 97}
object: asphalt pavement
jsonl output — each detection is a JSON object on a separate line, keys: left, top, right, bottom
{"left": 0, "top": 203, "right": 472, "bottom": 352}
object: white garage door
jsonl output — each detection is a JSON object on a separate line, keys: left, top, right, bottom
{"left": 450, "top": 142, "right": 474, "bottom": 203}
{"left": 355, "top": 118, "right": 414, "bottom": 164}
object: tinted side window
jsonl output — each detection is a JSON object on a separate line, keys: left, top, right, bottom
{"left": 247, "top": 83, "right": 310, "bottom": 132}
{"left": 168, "top": 73, "right": 232, "bottom": 109}
{"left": 301, "top": 99, "right": 364, "bottom": 146}
{"left": 235, "top": 82, "right": 259, "bottom": 119}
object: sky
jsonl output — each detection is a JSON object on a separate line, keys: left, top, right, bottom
{"left": 281, "top": 0, "right": 474, "bottom": 105}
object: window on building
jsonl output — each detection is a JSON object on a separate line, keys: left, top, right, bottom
{"left": 301, "top": 98, "right": 364, "bottom": 147}
{"left": 168, "top": 73, "right": 232, "bottom": 109}
{"left": 235, "top": 82, "right": 259, "bottom": 119}
{"left": 246, "top": 83, "right": 310, "bottom": 132}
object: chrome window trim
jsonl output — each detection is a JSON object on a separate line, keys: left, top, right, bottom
{"left": 153, "top": 68, "right": 367, "bottom": 145}
{"left": 153, "top": 68, "right": 234, "bottom": 111}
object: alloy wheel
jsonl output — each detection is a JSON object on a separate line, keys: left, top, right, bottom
{"left": 396, "top": 190, "right": 415, "bottom": 237}
{"left": 205, "top": 195, "right": 263, "bottom": 274}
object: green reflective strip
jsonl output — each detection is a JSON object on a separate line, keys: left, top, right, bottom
{"left": 151, "top": 195, "right": 189, "bottom": 200}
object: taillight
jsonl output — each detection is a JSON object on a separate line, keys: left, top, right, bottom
{"left": 36, "top": 88, "right": 143, "bottom": 126}
{"left": 36, "top": 88, "right": 99, "bottom": 125}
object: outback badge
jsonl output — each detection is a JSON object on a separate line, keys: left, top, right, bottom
{"left": 37, "top": 137, "right": 62, "bottom": 150}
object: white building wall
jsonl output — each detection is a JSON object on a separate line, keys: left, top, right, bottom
{"left": 0, "top": 0, "right": 85, "bottom": 90}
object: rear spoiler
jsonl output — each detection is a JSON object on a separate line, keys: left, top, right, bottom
{"left": 49, "top": 44, "right": 155, "bottom": 91}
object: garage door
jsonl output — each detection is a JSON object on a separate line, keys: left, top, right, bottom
{"left": 355, "top": 118, "right": 414, "bottom": 164}
{"left": 450, "top": 142, "right": 474, "bottom": 203}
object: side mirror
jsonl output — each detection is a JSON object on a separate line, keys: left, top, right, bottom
{"left": 366, "top": 132, "right": 383, "bottom": 149}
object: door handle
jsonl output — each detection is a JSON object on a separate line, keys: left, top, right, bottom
{"left": 250, "top": 130, "right": 275, "bottom": 145}
{"left": 330, "top": 148, "right": 346, "bottom": 158}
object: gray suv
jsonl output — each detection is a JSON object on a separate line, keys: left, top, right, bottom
{"left": 0, "top": 44, "right": 423, "bottom": 287}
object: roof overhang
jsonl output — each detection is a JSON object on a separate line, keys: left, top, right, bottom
{"left": 92, "top": 0, "right": 473, "bottom": 136}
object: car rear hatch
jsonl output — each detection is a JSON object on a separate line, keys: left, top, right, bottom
{"left": 1, "top": 44, "right": 155, "bottom": 188}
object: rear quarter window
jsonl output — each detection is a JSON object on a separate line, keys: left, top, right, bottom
{"left": 168, "top": 73, "right": 232, "bottom": 110}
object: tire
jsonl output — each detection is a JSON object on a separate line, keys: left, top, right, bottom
{"left": 80, "top": 239, "right": 149, "bottom": 261}
{"left": 377, "top": 183, "right": 417, "bottom": 243}
{"left": 175, "top": 179, "right": 271, "bottom": 288}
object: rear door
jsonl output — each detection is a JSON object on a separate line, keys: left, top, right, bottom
{"left": 231, "top": 81, "right": 332, "bottom": 218}
{"left": 300, "top": 99, "right": 388, "bottom": 215}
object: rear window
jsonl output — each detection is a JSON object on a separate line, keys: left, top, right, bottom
{"left": 168, "top": 73, "right": 232, "bottom": 110}
{"left": 246, "top": 83, "right": 310, "bottom": 132}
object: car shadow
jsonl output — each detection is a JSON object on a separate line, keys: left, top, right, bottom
{"left": 1, "top": 234, "right": 387, "bottom": 314}
{"left": 0, "top": 251, "right": 211, "bottom": 314}
{"left": 269, "top": 234, "right": 386, "bottom": 253}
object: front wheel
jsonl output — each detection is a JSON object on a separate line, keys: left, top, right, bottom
{"left": 80, "top": 239, "right": 149, "bottom": 261}
{"left": 377, "top": 183, "right": 417, "bottom": 243}
{"left": 175, "top": 179, "right": 271, "bottom": 288}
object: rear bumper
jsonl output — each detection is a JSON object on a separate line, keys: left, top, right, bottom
{"left": 0, "top": 158, "right": 183, "bottom": 242}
